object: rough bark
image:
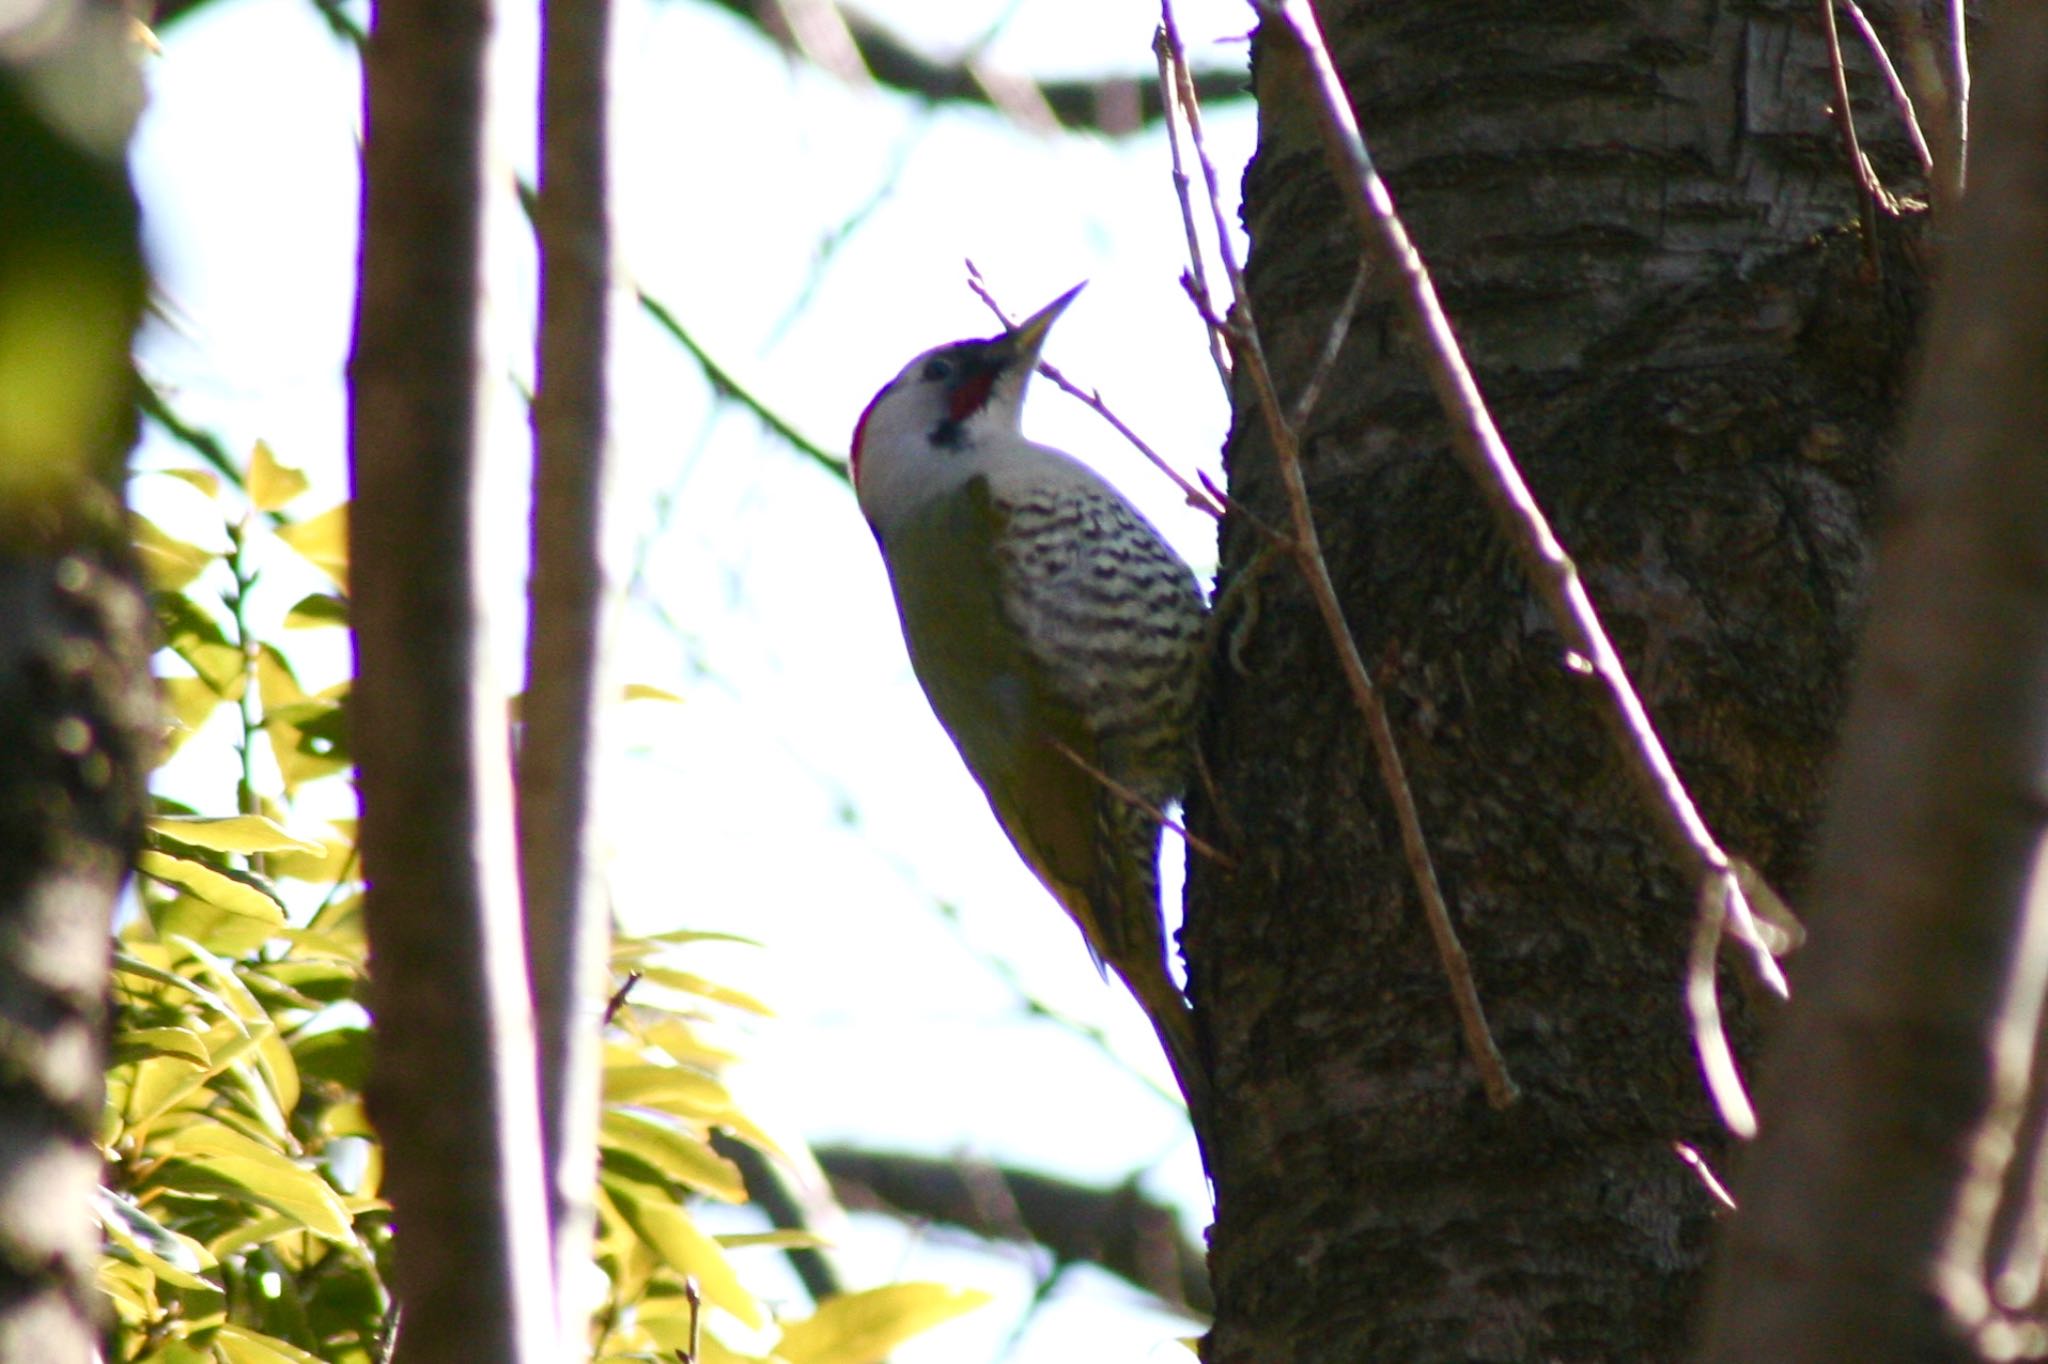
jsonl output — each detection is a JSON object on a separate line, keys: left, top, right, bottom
{"left": 1698, "top": 6, "right": 2048, "bottom": 1358}
{"left": 349, "top": 0, "right": 556, "bottom": 1356}
{"left": 0, "top": 33, "right": 153, "bottom": 1364}
{"left": 524, "top": 0, "right": 618, "bottom": 1347}
{"left": 1186, "top": 2, "right": 1926, "bottom": 1358}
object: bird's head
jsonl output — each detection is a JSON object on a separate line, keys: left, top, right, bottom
{"left": 850, "top": 284, "right": 1082, "bottom": 526}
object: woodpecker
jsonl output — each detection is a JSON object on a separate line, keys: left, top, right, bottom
{"left": 850, "top": 286, "right": 1211, "bottom": 1129}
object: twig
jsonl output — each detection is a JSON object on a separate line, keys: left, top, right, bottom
{"left": 1838, "top": 0, "right": 1935, "bottom": 179}
{"left": 1163, "top": 2, "right": 1243, "bottom": 373}
{"left": 672, "top": 1276, "right": 701, "bottom": 1363}
{"left": 1257, "top": 0, "right": 1789, "bottom": 1134}
{"left": 1673, "top": 1141, "right": 1738, "bottom": 1211}
{"left": 963, "top": 266, "right": 1228, "bottom": 520}
{"left": 1153, "top": 24, "right": 1231, "bottom": 397}
{"left": 1161, "top": 0, "right": 1518, "bottom": 1113}
{"left": 634, "top": 290, "right": 848, "bottom": 484}
{"left": 603, "top": 971, "right": 642, "bottom": 1025}
{"left": 1050, "top": 739, "right": 1237, "bottom": 871}
{"left": 1819, "top": 0, "right": 1888, "bottom": 267}
{"left": 1290, "top": 253, "right": 1371, "bottom": 429}
{"left": 1944, "top": 0, "right": 1969, "bottom": 201}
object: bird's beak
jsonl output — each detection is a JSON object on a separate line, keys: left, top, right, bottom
{"left": 1000, "top": 282, "right": 1085, "bottom": 368}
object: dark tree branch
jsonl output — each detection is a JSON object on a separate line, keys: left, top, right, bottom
{"left": 698, "top": 0, "right": 1248, "bottom": 133}
{"left": 815, "top": 1146, "right": 1212, "bottom": 1315}
{"left": 149, "top": 0, "right": 1252, "bottom": 132}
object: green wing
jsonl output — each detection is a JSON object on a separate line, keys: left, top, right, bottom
{"left": 881, "top": 475, "right": 1112, "bottom": 961}
{"left": 881, "top": 474, "right": 1210, "bottom": 1126}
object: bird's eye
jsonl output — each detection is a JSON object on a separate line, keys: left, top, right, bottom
{"left": 921, "top": 357, "right": 954, "bottom": 382}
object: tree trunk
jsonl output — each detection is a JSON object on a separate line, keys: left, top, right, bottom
{"left": 1187, "top": 2, "right": 1925, "bottom": 1358}
{"left": 349, "top": 0, "right": 557, "bottom": 1356}
{"left": 0, "top": 36, "right": 153, "bottom": 1364}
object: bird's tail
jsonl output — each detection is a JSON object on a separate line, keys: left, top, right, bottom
{"left": 1093, "top": 792, "right": 1213, "bottom": 1155}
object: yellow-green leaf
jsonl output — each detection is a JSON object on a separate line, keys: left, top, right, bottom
{"left": 160, "top": 676, "right": 224, "bottom": 753}
{"left": 112, "top": 1027, "right": 209, "bottom": 1067}
{"left": 158, "top": 467, "right": 222, "bottom": 501}
{"left": 266, "top": 834, "right": 356, "bottom": 885}
{"left": 98, "top": 1190, "right": 219, "bottom": 1292}
{"left": 775, "top": 1283, "right": 992, "bottom": 1364}
{"left": 603, "top": 1179, "right": 762, "bottom": 1329}
{"left": 131, "top": 511, "right": 216, "bottom": 591}
{"left": 246, "top": 441, "right": 310, "bottom": 512}
{"left": 634, "top": 967, "right": 774, "bottom": 1017}
{"left": 159, "top": 1122, "right": 353, "bottom": 1242}
{"left": 640, "top": 1017, "right": 739, "bottom": 1073}
{"left": 603, "top": 1063, "right": 732, "bottom": 1120}
{"left": 717, "top": 1229, "right": 829, "bottom": 1252}
{"left": 630, "top": 928, "right": 761, "bottom": 950}
{"left": 214, "top": 1323, "right": 327, "bottom": 1364}
{"left": 273, "top": 737, "right": 350, "bottom": 793}
{"left": 149, "top": 896, "right": 278, "bottom": 960}
{"left": 125, "top": 1028, "right": 260, "bottom": 1129}
{"left": 274, "top": 502, "right": 348, "bottom": 587}
{"left": 150, "top": 815, "right": 324, "bottom": 857}
{"left": 137, "top": 852, "right": 285, "bottom": 930}
{"left": 599, "top": 1110, "right": 746, "bottom": 1203}
{"left": 205, "top": 1211, "right": 316, "bottom": 1261}
{"left": 169, "top": 938, "right": 300, "bottom": 1123}
{"left": 98, "top": 1258, "right": 156, "bottom": 1324}
{"left": 143, "top": 1338, "right": 216, "bottom": 1364}
{"left": 253, "top": 644, "right": 308, "bottom": 709}
{"left": 172, "top": 638, "right": 247, "bottom": 699}
{"left": 283, "top": 592, "right": 348, "bottom": 629}
{"left": 624, "top": 682, "right": 684, "bottom": 704}
{"left": 113, "top": 949, "right": 239, "bottom": 1017}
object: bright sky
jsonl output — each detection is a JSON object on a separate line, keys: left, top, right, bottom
{"left": 130, "top": 0, "right": 1257, "bottom": 1357}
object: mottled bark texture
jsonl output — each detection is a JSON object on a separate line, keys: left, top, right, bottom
{"left": 349, "top": 0, "right": 557, "bottom": 1356}
{"left": 1700, "top": 6, "right": 2048, "bottom": 1358}
{"left": 1185, "top": 2, "right": 1928, "bottom": 1359}
{"left": 0, "top": 43, "right": 153, "bottom": 1364}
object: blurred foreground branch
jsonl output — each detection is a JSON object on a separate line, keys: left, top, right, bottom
{"left": 818, "top": 1146, "right": 1211, "bottom": 1315}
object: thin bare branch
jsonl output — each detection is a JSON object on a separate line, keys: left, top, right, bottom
{"left": 603, "top": 971, "right": 641, "bottom": 1025}
{"left": 964, "top": 266, "right": 1228, "bottom": 519}
{"left": 1838, "top": 0, "right": 1935, "bottom": 179}
{"left": 1674, "top": 1142, "right": 1739, "bottom": 1211}
{"left": 1945, "top": 0, "right": 1969, "bottom": 199}
{"left": 1153, "top": 24, "right": 1230, "bottom": 396}
{"left": 1820, "top": 0, "right": 1888, "bottom": 267}
{"left": 1051, "top": 739, "right": 1238, "bottom": 871}
{"left": 1161, "top": 0, "right": 1518, "bottom": 1113}
{"left": 1289, "top": 253, "right": 1371, "bottom": 430}
{"left": 1255, "top": 0, "right": 1799, "bottom": 1130}
{"left": 635, "top": 289, "right": 847, "bottom": 483}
